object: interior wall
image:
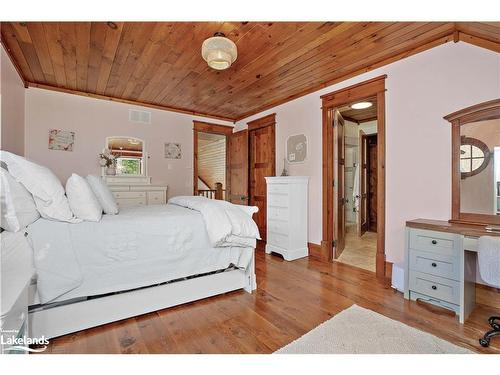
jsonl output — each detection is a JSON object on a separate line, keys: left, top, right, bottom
{"left": 234, "top": 42, "right": 500, "bottom": 265}
{"left": 24, "top": 88, "right": 232, "bottom": 198}
{"left": 1, "top": 45, "right": 25, "bottom": 156}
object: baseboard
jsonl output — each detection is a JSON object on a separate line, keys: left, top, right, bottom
{"left": 476, "top": 283, "right": 500, "bottom": 309}
{"left": 308, "top": 242, "right": 329, "bottom": 262}
{"left": 385, "top": 261, "right": 393, "bottom": 279}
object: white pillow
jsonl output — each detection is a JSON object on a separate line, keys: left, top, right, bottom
{"left": 0, "top": 151, "right": 79, "bottom": 223}
{"left": 0, "top": 169, "right": 40, "bottom": 232}
{"left": 66, "top": 174, "right": 103, "bottom": 222}
{"left": 86, "top": 175, "right": 119, "bottom": 215}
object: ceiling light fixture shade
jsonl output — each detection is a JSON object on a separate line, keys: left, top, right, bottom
{"left": 202, "top": 32, "right": 237, "bottom": 70}
{"left": 350, "top": 101, "right": 373, "bottom": 110}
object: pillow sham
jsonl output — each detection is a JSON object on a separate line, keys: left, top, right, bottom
{"left": 0, "top": 169, "right": 40, "bottom": 232}
{"left": 66, "top": 174, "right": 103, "bottom": 222}
{"left": 86, "top": 175, "right": 119, "bottom": 215}
{"left": 0, "top": 151, "right": 79, "bottom": 223}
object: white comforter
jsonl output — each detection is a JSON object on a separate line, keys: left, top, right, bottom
{"left": 168, "top": 196, "right": 261, "bottom": 247}
{"left": 27, "top": 202, "right": 259, "bottom": 304}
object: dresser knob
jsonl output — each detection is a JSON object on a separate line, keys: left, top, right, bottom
{"left": 431, "top": 240, "right": 437, "bottom": 245}
{"left": 431, "top": 285, "right": 437, "bottom": 290}
{"left": 431, "top": 262, "right": 437, "bottom": 267}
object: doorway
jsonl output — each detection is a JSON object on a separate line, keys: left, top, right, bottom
{"left": 334, "top": 98, "right": 379, "bottom": 272}
{"left": 321, "top": 75, "right": 387, "bottom": 279}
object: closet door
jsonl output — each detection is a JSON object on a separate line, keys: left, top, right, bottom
{"left": 228, "top": 130, "right": 249, "bottom": 205}
{"left": 334, "top": 110, "right": 346, "bottom": 257}
{"left": 358, "top": 129, "right": 368, "bottom": 236}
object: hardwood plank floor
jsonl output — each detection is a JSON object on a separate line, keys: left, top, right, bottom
{"left": 337, "top": 227, "right": 377, "bottom": 272}
{"left": 39, "top": 250, "right": 500, "bottom": 354}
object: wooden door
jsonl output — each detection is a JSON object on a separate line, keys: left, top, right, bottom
{"left": 249, "top": 122, "right": 276, "bottom": 242}
{"left": 333, "top": 110, "right": 346, "bottom": 258}
{"left": 367, "top": 135, "right": 378, "bottom": 232}
{"left": 357, "top": 129, "right": 368, "bottom": 236}
{"left": 228, "top": 130, "right": 249, "bottom": 205}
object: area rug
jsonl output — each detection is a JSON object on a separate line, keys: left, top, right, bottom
{"left": 276, "top": 305, "right": 473, "bottom": 354}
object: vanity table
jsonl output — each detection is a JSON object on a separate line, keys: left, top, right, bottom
{"left": 404, "top": 219, "right": 499, "bottom": 323}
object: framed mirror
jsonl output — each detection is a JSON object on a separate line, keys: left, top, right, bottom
{"left": 105, "top": 136, "right": 147, "bottom": 176}
{"left": 445, "top": 98, "right": 500, "bottom": 225}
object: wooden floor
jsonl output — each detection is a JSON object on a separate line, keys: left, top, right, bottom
{"left": 337, "top": 227, "right": 377, "bottom": 272}
{"left": 40, "top": 250, "right": 500, "bottom": 354}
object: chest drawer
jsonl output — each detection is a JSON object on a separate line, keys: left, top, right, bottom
{"left": 267, "top": 184, "right": 289, "bottom": 195}
{"left": 115, "top": 197, "right": 147, "bottom": 208}
{"left": 113, "top": 191, "right": 146, "bottom": 199}
{"left": 409, "top": 271, "right": 460, "bottom": 305}
{"left": 268, "top": 206, "right": 289, "bottom": 221}
{"left": 268, "top": 232, "right": 290, "bottom": 249}
{"left": 268, "top": 219, "right": 289, "bottom": 235}
{"left": 268, "top": 193, "right": 289, "bottom": 208}
{"left": 409, "top": 250, "right": 460, "bottom": 280}
{"left": 409, "top": 229, "right": 460, "bottom": 257}
{"left": 147, "top": 191, "right": 165, "bottom": 205}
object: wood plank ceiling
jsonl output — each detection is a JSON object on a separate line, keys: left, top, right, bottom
{"left": 339, "top": 96, "right": 377, "bottom": 123}
{"left": 1, "top": 22, "right": 499, "bottom": 122}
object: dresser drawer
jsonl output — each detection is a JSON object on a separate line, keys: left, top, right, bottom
{"left": 268, "top": 206, "right": 289, "bottom": 221}
{"left": 268, "top": 193, "right": 289, "bottom": 208}
{"left": 267, "top": 184, "right": 289, "bottom": 194}
{"left": 409, "top": 229, "right": 459, "bottom": 257}
{"left": 147, "top": 191, "right": 165, "bottom": 205}
{"left": 113, "top": 191, "right": 146, "bottom": 199}
{"left": 268, "top": 232, "right": 290, "bottom": 249}
{"left": 115, "top": 197, "right": 147, "bottom": 208}
{"left": 268, "top": 219, "right": 289, "bottom": 235}
{"left": 409, "top": 250, "right": 460, "bottom": 280}
{"left": 409, "top": 271, "right": 460, "bottom": 305}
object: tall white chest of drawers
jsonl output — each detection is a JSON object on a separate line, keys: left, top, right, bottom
{"left": 265, "top": 176, "right": 309, "bottom": 261}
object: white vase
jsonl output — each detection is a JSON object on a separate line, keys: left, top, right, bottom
{"left": 106, "top": 167, "right": 116, "bottom": 175}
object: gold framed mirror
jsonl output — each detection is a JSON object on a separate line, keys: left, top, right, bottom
{"left": 445, "top": 98, "right": 500, "bottom": 226}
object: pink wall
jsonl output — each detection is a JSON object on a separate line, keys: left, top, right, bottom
{"left": 1, "top": 45, "right": 25, "bottom": 156}
{"left": 25, "top": 88, "right": 232, "bottom": 198}
{"left": 235, "top": 42, "right": 500, "bottom": 265}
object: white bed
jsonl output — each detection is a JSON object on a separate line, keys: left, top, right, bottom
{"left": 27, "top": 203, "right": 257, "bottom": 339}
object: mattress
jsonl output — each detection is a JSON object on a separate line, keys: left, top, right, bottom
{"left": 27, "top": 204, "right": 253, "bottom": 304}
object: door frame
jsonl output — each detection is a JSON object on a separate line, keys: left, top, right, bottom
{"left": 193, "top": 120, "right": 234, "bottom": 196}
{"left": 320, "top": 75, "right": 387, "bottom": 279}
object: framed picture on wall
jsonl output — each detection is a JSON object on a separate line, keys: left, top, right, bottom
{"left": 286, "top": 134, "right": 307, "bottom": 163}
{"left": 48, "top": 129, "right": 75, "bottom": 151}
{"left": 164, "top": 142, "right": 182, "bottom": 159}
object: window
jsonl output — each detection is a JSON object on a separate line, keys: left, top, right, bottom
{"left": 460, "top": 136, "right": 490, "bottom": 179}
{"left": 116, "top": 157, "right": 142, "bottom": 175}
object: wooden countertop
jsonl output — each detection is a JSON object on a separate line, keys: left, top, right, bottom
{"left": 406, "top": 219, "right": 500, "bottom": 237}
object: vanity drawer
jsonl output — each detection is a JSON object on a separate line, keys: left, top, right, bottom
{"left": 409, "top": 250, "right": 460, "bottom": 280}
{"left": 113, "top": 191, "right": 146, "bottom": 199}
{"left": 268, "top": 219, "right": 289, "bottom": 235}
{"left": 268, "top": 193, "right": 289, "bottom": 208}
{"left": 115, "top": 197, "right": 146, "bottom": 208}
{"left": 268, "top": 206, "right": 289, "bottom": 221}
{"left": 267, "top": 184, "right": 289, "bottom": 195}
{"left": 268, "top": 232, "right": 290, "bottom": 249}
{"left": 409, "top": 271, "right": 460, "bottom": 305}
{"left": 409, "top": 229, "right": 459, "bottom": 257}
{"left": 147, "top": 191, "right": 165, "bottom": 205}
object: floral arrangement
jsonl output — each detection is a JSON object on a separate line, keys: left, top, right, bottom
{"left": 99, "top": 149, "right": 117, "bottom": 168}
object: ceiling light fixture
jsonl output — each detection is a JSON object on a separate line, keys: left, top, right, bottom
{"left": 202, "top": 32, "right": 237, "bottom": 71}
{"left": 350, "top": 101, "right": 373, "bottom": 110}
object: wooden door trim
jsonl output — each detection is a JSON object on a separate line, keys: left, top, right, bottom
{"left": 193, "top": 121, "right": 234, "bottom": 196}
{"left": 247, "top": 113, "right": 276, "bottom": 131}
{"left": 321, "top": 75, "right": 387, "bottom": 279}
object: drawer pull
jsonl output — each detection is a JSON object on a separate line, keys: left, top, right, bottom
{"left": 431, "top": 285, "right": 437, "bottom": 290}
{"left": 431, "top": 262, "right": 437, "bottom": 267}
{"left": 431, "top": 240, "right": 437, "bottom": 245}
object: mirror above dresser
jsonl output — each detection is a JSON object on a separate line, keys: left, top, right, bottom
{"left": 445, "top": 99, "right": 500, "bottom": 226}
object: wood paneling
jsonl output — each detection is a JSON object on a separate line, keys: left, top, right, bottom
{"left": 36, "top": 250, "right": 500, "bottom": 354}
{"left": 2, "top": 22, "right": 498, "bottom": 121}
{"left": 340, "top": 96, "right": 377, "bottom": 123}
{"left": 228, "top": 130, "right": 249, "bottom": 205}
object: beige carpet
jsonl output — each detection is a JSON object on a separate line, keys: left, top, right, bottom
{"left": 276, "top": 305, "right": 473, "bottom": 354}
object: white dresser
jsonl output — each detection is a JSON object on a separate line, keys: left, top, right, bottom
{"left": 104, "top": 176, "right": 168, "bottom": 209}
{"left": 265, "top": 176, "right": 309, "bottom": 261}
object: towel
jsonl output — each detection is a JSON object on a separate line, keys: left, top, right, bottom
{"left": 477, "top": 236, "right": 500, "bottom": 287}
{"left": 353, "top": 163, "right": 360, "bottom": 212}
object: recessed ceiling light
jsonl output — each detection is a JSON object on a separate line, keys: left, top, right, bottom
{"left": 350, "top": 102, "right": 373, "bottom": 110}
